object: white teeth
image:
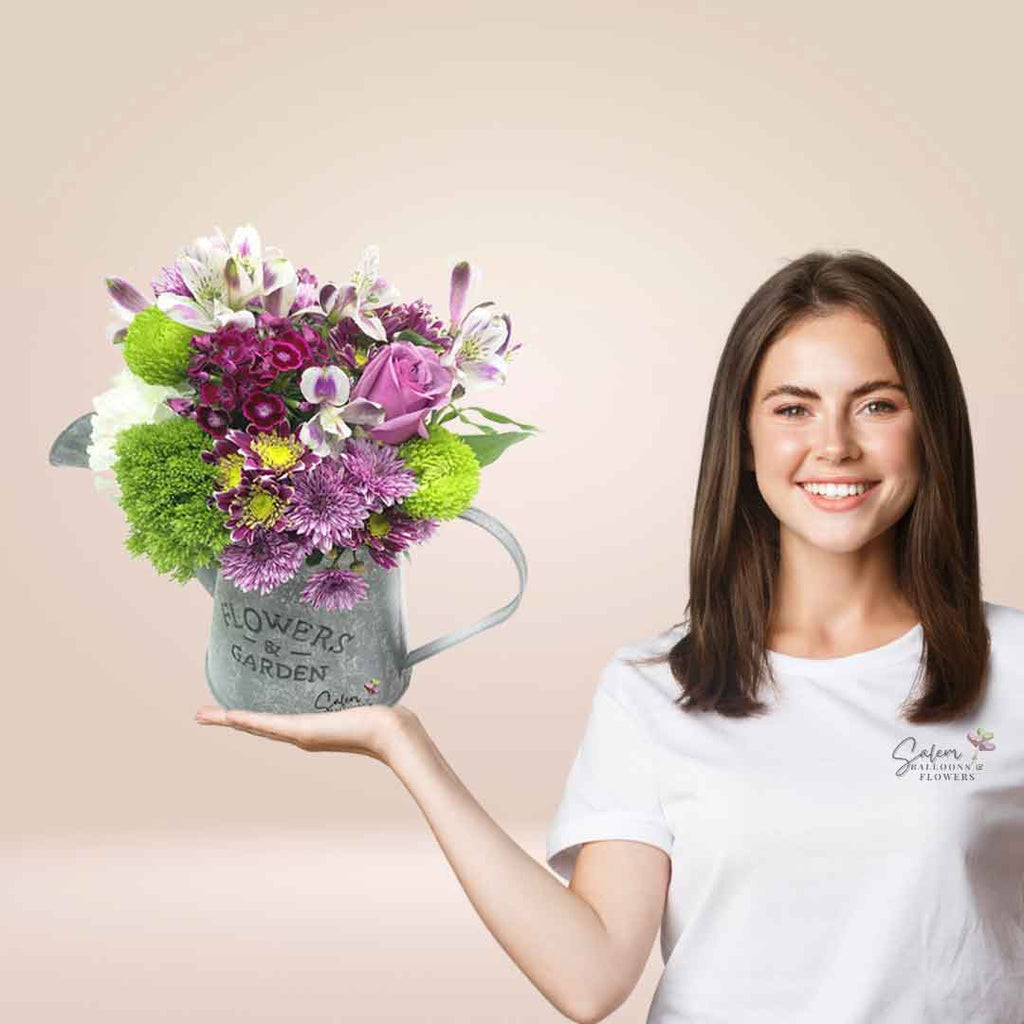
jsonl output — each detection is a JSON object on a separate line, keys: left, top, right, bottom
{"left": 800, "top": 481, "right": 871, "bottom": 498}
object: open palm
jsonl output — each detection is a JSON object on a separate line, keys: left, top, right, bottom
{"left": 194, "top": 702, "right": 408, "bottom": 763}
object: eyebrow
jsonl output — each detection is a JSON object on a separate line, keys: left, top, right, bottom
{"left": 759, "top": 378, "right": 907, "bottom": 404}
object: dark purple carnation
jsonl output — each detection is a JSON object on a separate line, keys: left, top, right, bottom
{"left": 269, "top": 338, "right": 306, "bottom": 373}
{"left": 241, "top": 390, "right": 287, "bottom": 430}
{"left": 196, "top": 405, "right": 231, "bottom": 438}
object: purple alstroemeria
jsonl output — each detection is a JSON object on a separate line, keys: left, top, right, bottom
{"left": 440, "top": 300, "right": 517, "bottom": 394}
{"left": 439, "top": 257, "right": 522, "bottom": 394}
{"left": 153, "top": 224, "right": 297, "bottom": 334}
{"left": 315, "top": 245, "right": 401, "bottom": 342}
{"left": 297, "top": 364, "right": 386, "bottom": 457}
{"left": 448, "top": 260, "right": 474, "bottom": 327}
{"left": 264, "top": 263, "right": 322, "bottom": 319}
{"left": 104, "top": 276, "right": 151, "bottom": 345}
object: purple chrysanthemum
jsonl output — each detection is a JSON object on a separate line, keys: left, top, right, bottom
{"left": 219, "top": 530, "right": 308, "bottom": 595}
{"left": 227, "top": 422, "right": 321, "bottom": 478}
{"left": 285, "top": 457, "right": 374, "bottom": 553}
{"left": 339, "top": 437, "right": 418, "bottom": 511}
{"left": 352, "top": 509, "right": 440, "bottom": 569}
{"left": 379, "top": 298, "right": 453, "bottom": 352}
{"left": 202, "top": 436, "right": 248, "bottom": 491}
{"left": 301, "top": 567, "right": 370, "bottom": 611}
{"left": 214, "top": 475, "right": 295, "bottom": 543}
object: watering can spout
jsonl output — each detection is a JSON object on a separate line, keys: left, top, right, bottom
{"left": 49, "top": 412, "right": 95, "bottom": 468}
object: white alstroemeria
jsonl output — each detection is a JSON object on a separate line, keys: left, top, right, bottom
{"left": 155, "top": 224, "right": 296, "bottom": 333}
{"left": 297, "top": 365, "right": 385, "bottom": 456}
{"left": 441, "top": 300, "right": 514, "bottom": 394}
{"left": 319, "top": 245, "right": 401, "bottom": 342}
{"left": 87, "top": 367, "right": 192, "bottom": 501}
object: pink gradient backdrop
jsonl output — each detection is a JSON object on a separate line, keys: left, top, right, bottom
{"left": 5, "top": 1, "right": 1022, "bottom": 1020}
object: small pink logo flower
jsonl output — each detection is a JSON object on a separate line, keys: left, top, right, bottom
{"left": 966, "top": 726, "right": 996, "bottom": 767}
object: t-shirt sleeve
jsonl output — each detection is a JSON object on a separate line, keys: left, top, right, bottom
{"left": 545, "top": 652, "right": 674, "bottom": 884}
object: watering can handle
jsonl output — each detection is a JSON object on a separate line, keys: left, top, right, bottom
{"left": 49, "top": 413, "right": 528, "bottom": 668}
{"left": 401, "top": 505, "right": 527, "bottom": 670}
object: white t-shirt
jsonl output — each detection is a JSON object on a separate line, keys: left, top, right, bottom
{"left": 546, "top": 599, "right": 1024, "bottom": 1023}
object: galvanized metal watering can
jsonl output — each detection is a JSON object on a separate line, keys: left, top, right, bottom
{"left": 49, "top": 413, "right": 528, "bottom": 714}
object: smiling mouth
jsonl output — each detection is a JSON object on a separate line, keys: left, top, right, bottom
{"left": 796, "top": 479, "right": 880, "bottom": 492}
{"left": 796, "top": 479, "right": 881, "bottom": 505}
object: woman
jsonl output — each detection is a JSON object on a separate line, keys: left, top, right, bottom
{"left": 195, "top": 250, "right": 1024, "bottom": 1023}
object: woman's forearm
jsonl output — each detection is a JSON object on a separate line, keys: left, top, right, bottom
{"left": 383, "top": 711, "right": 611, "bottom": 1023}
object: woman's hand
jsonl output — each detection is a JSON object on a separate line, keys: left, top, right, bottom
{"left": 194, "top": 701, "right": 419, "bottom": 766}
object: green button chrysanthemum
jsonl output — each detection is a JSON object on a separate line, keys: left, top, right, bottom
{"left": 113, "top": 416, "right": 230, "bottom": 583}
{"left": 397, "top": 424, "right": 481, "bottom": 520}
{"left": 122, "top": 306, "right": 197, "bottom": 385}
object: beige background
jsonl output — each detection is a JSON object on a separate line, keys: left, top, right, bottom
{"left": 5, "top": 0, "right": 1023, "bottom": 1020}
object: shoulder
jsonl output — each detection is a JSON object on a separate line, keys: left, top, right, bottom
{"left": 985, "top": 599, "right": 1024, "bottom": 643}
{"left": 600, "top": 623, "right": 688, "bottom": 720}
{"left": 985, "top": 599, "right": 1024, "bottom": 674}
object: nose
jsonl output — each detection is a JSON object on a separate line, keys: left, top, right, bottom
{"left": 815, "top": 410, "right": 860, "bottom": 462}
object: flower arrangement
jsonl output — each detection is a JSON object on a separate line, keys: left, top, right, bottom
{"left": 84, "top": 224, "right": 536, "bottom": 611}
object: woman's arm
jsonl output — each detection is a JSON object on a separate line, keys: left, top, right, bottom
{"left": 382, "top": 707, "right": 617, "bottom": 1023}
{"left": 195, "top": 700, "right": 660, "bottom": 1023}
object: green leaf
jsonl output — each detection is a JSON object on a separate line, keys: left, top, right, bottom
{"left": 393, "top": 329, "right": 436, "bottom": 346}
{"left": 393, "top": 329, "right": 448, "bottom": 352}
{"left": 459, "top": 406, "right": 541, "bottom": 432}
{"left": 267, "top": 372, "right": 297, "bottom": 395}
{"left": 457, "top": 430, "right": 534, "bottom": 468}
{"left": 456, "top": 411, "right": 498, "bottom": 434}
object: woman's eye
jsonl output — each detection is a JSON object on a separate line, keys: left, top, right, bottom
{"left": 773, "top": 400, "right": 898, "bottom": 418}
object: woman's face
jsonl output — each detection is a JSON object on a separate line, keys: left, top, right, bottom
{"left": 744, "top": 307, "right": 922, "bottom": 555}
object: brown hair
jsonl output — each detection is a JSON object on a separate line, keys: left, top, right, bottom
{"left": 626, "top": 249, "right": 989, "bottom": 724}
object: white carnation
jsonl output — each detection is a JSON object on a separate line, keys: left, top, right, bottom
{"left": 87, "top": 368, "right": 192, "bottom": 499}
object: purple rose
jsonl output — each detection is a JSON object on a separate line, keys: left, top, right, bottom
{"left": 350, "top": 340, "right": 455, "bottom": 444}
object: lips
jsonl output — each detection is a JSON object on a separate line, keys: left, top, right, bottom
{"left": 796, "top": 479, "right": 880, "bottom": 487}
{"left": 797, "top": 479, "right": 880, "bottom": 512}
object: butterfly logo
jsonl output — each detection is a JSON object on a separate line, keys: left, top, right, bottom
{"left": 966, "top": 726, "right": 996, "bottom": 767}
{"left": 364, "top": 677, "right": 381, "bottom": 696}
